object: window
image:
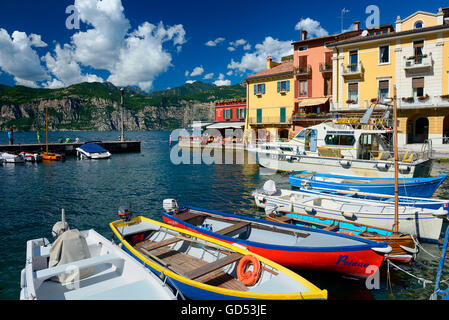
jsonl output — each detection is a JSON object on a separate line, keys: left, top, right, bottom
{"left": 379, "top": 45, "right": 389, "bottom": 64}
{"left": 413, "top": 40, "right": 424, "bottom": 64}
{"left": 349, "top": 50, "right": 358, "bottom": 71}
{"left": 378, "top": 80, "right": 389, "bottom": 102}
{"left": 277, "top": 81, "right": 290, "bottom": 93}
{"left": 299, "top": 80, "right": 308, "bottom": 96}
{"left": 412, "top": 77, "right": 424, "bottom": 97}
{"left": 325, "top": 134, "right": 356, "bottom": 146}
{"left": 414, "top": 21, "right": 423, "bottom": 29}
{"left": 237, "top": 108, "right": 246, "bottom": 119}
{"left": 254, "top": 84, "right": 266, "bottom": 95}
{"left": 348, "top": 83, "right": 359, "bottom": 104}
{"left": 324, "top": 77, "right": 331, "bottom": 96}
{"left": 297, "top": 46, "right": 308, "bottom": 52}
{"left": 224, "top": 109, "right": 233, "bottom": 120}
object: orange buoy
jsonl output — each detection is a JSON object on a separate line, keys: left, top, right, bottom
{"left": 237, "top": 255, "right": 262, "bottom": 286}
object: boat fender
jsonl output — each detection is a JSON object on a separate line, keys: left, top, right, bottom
{"left": 20, "top": 268, "right": 26, "bottom": 289}
{"left": 375, "top": 163, "right": 389, "bottom": 170}
{"left": 237, "top": 255, "right": 262, "bottom": 286}
{"left": 340, "top": 160, "right": 351, "bottom": 167}
{"left": 432, "top": 207, "right": 448, "bottom": 217}
{"left": 337, "top": 230, "right": 356, "bottom": 236}
{"left": 399, "top": 245, "right": 419, "bottom": 254}
{"left": 371, "top": 246, "right": 392, "bottom": 254}
{"left": 304, "top": 206, "right": 316, "bottom": 215}
{"left": 398, "top": 165, "right": 411, "bottom": 172}
{"left": 342, "top": 211, "right": 355, "bottom": 219}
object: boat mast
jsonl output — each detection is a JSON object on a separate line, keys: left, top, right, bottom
{"left": 46, "top": 103, "right": 49, "bottom": 153}
{"left": 393, "top": 85, "right": 399, "bottom": 233}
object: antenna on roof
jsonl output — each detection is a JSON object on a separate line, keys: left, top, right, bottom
{"left": 340, "top": 8, "right": 350, "bottom": 33}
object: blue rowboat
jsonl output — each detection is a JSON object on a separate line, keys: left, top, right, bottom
{"left": 289, "top": 172, "right": 448, "bottom": 198}
{"left": 300, "top": 187, "right": 449, "bottom": 211}
{"left": 110, "top": 216, "right": 327, "bottom": 300}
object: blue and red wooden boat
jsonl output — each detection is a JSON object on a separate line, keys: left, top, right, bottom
{"left": 161, "top": 203, "right": 392, "bottom": 278}
{"left": 289, "top": 172, "right": 448, "bottom": 198}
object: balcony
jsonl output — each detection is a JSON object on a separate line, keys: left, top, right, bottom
{"left": 404, "top": 54, "right": 433, "bottom": 73}
{"left": 291, "top": 113, "right": 331, "bottom": 122}
{"left": 341, "top": 62, "right": 364, "bottom": 78}
{"left": 294, "top": 64, "right": 312, "bottom": 77}
{"left": 400, "top": 95, "right": 433, "bottom": 108}
{"left": 319, "top": 62, "right": 333, "bottom": 73}
{"left": 248, "top": 116, "right": 291, "bottom": 126}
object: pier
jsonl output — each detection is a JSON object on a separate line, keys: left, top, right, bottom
{"left": 0, "top": 141, "right": 141, "bottom": 156}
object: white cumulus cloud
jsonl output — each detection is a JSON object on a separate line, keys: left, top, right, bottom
{"left": 213, "top": 73, "right": 230, "bottom": 86}
{"left": 205, "top": 37, "right": 225, "bottom": 47}
{"left": 294, "top": 18, "right": 329, "bottom": 38}
{"left": 188, "top": 66, "right": 204, "bottom": 77}
{"left": 203, "top": 72, "right": 214, "bottom": 80}
{"left": 227, "top": 36, "right": 293, "bottom": 74}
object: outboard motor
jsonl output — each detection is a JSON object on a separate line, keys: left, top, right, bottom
{"left": 163, "top": 199, "right": 179, "bottom": 213}
{"left": 118, "top": 206, "right": 132, "bottom": 222}
{"left": 52, "top": 209, "right": 70, "bottom": 238}
{"left": 263, "top": 180, "right": 277, "bottom": 196}
{"left": 265, "top": 203, "right": 281, "bottom": 217}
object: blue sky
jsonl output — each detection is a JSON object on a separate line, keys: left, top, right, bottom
{"left": 0, "top": 0, "right": 447, "bottom": 92}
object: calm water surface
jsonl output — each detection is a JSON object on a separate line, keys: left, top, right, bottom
{"left": 1, "top": 131, "right": 448, "bottom": 300}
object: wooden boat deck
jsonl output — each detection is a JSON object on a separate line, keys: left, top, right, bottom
{"left": 134, "top": 239, "right": 248, "bottom": 291}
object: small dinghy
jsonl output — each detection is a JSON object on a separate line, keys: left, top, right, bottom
{"left": 264, "top": 205, "right": 417, "bottom": 264}
{"left": 19, "top": 152, "right": 43, "bottom": 162}
{"left": 300, "top": 186, "right": 449, "bottom": 211}
{"left": 290, "top": 172, "right": 448, "bottom": 198}
{"left": 253, "top": 182, "right": 448, "bottom": 242}
{"left": 110, "top": 207, "right": 327, "bottom": 300}
{"left": 41, "top": 152, "right": 65, "bottom": 161}
{"left": 0, "top": 152, "right": 25, "bottom": 163}
{"left": 20, "top": 210, "right": 180, "bottom": 300}
{"left": 77, "top": 143, "right": 111, "bottom": 160}
{"left": 161, "top": 200, "right": 392, "bottom": 279}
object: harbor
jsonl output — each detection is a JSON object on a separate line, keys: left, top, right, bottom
{"left": 2, "top": 0, "right": 449, "bottom": 306}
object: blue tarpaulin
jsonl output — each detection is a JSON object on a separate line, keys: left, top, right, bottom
{"left": 79, "top": 144, "right": 108, "bottom": 154}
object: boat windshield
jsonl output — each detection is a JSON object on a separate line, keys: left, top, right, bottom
{"left": 293, "top": 130, "right": 306, "bottom": 141}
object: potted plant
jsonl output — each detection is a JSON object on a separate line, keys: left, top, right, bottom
{"left": 402, "top": 97, "right": 414, "bottom": 103}
{"left": 441, "top": 94, "right": 449, "bottom": 101}
{"left": 418, "top": 94, "right": 430, "bottom": 101}
{"left": 371, "top": 98, "right": 379, "bottom": 103}
{"left": 346, "top": 99, "right": 356, "bottom": 104}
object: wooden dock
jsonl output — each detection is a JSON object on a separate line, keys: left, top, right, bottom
{"left": 0, "top": 141, "right": 141, "bottom": 156}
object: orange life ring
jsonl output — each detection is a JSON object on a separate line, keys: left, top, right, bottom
{"left": 237, "top": 255, "right": 261, "bottom": 286}
{"left": 338, "top": 230, "right": 356, "bottom": 236}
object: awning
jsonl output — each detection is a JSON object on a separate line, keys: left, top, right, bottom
{"left": 189, "top": 122, "right": 212, "bottom": 129}
{"left": 298, "top": 98, "right": 329, "bottom": 107}
{"left": 206, "top": 122, "right": 245, "bottom": 129}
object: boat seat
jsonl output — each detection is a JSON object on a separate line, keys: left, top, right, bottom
{"left": 174, "top": 211, "right": 206, "bottom": 223}
{"left": 184, "top": 253, "right": 243, "bottom": 280}
{"left": 140, "top": 237, "right": 183, "bottom": 252}
{"left": 216, "top": 222, "right": 251, "bottom": 236}
{"left": 34, "top": 253, "right": 123, "bottom": 289}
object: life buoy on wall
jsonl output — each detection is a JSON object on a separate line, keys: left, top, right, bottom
{"left": 237, "top": 255, "right": 262, "bottom": 286}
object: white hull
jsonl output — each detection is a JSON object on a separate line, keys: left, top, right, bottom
{"left": 20, "top": 229, "right": 178, "bottom": 300}
{"left": 0, "top": 153, "right": 25, "bottom": 163}
{"left": 256, "top": 151, "right": 432, "bottom": 178}
{"left": 253, "top": 189, "right": 446, "bottom": 242}
{"left": 77, "top": 149, "right": 111, "bottom": 160}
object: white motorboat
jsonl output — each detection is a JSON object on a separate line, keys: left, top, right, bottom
{"left": 0, "top": 152, "right": 25, "bottom": 163}
{"left": 248, "top": 110, "right": 433, "bottom": 178}
{"left": 19, "top": 152, "right": 43, "bottom": 162}
{"left": 20, "top": 210, "right": 181, "bottom": 300}
{"left": 252, "top": 181, "right": 448, "bottom": 243}
{"left": 76, "top": 143, "right": 111, "bottom": 160}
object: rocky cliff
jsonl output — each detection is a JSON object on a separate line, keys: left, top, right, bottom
{"left": 0, "top": 81, "right": 245, "bottom": 131}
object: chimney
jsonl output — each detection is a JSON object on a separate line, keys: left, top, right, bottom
{"left": 354, "top": 21, "right": 360, "bottom": 31}
{"left": 302, "top": 30, "right": 308, "bottom": 40}
{"left": 266, "top": 56, "right": 273, "bottom": 70}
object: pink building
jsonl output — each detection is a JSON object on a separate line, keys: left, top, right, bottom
{"left": 292, "top": 26, "right": 362, "bottom": 132}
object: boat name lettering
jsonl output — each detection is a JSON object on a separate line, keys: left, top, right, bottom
{"left": 336, "top": 255, "right": 369, "bottom": 268}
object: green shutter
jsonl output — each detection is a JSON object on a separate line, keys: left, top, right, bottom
{"left": 277, "top": 82, "right": 281, "bottom": 92}
{"left": 286, "top": 81, "right": 290, "bottom": 92}
{"left": 254, "top": 85, "right": 257, "bottom": 95}
{"left": 229, "top": 109, "right": 233, "bottom": 119}
{"left": 280, "top": 108, "right": 286, "bottom": 123}
{"left": 257, "top": 109, "right": 262, "bottom": 123}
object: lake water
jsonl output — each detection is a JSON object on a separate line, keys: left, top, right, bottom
{"left": 1, "top": 130, "right": 448, "bottom": 300}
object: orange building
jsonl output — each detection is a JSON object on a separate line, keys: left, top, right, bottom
{"left": 292, "top": 27, "right": 362, "bottom": 133}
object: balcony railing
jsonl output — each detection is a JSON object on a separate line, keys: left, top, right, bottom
{"left": 341, "top": 62, "right": 363, "bottom": 78}
{"left": 404, "top": 54, "right": 433, "bottom": 72}
{"left": 292, "top": 113, "right": 331, "bottom": 122}
{"left": 319, "top": 62, "right": 333, "bottom": 73}
{"left": 248, "top": 116, "right": 291, "bottom": 125}
{"left": 294, "top": 64, "right": 312, "bottom": 76}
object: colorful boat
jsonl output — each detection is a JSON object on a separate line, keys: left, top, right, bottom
{"left": 300, "top": 186, "right": 449, "bottom": 211}
{"left": 41, "top": 152, "right": 65, "bottom": 161}
{"left": 264, "top": 208, "right": 417, "bottom": 264}
{"left": 20, "top": 210, "right": 180, "bottom": 300}
{"left": 110, "top": 215, "right": 327, "bottom": 300}
{"left": 161, "top": 200, "right": 392, "bottom": 279}
{"left": 252, "top": 186, "right": 447, "bottom": 242}
{"left": 289, "top": 172, "right": 448, "bottom": 198}
{"left": 19, "top": 152, "right": 43, "bottom": 162}
{"left": 0, "top": 152, "right": 25, "bottom": 163}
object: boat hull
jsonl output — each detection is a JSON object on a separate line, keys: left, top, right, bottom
{"left": 162, "top": 210, "right": 387, "bottom": 279}
{"left": 290, "top": 173, "right": 448, "bottom": 198}
{"left": 257, "top": 151, "right": 433, "bottom": 179}
{"left": 254, "top": 192, "right": 444, "bottom": 242}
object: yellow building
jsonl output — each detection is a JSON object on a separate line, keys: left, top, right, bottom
{"left": 245, "top": 57, "right": 294, "bottom": 141}
{"left": 329, "top": 7, "right": 449, "bottom": 148}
